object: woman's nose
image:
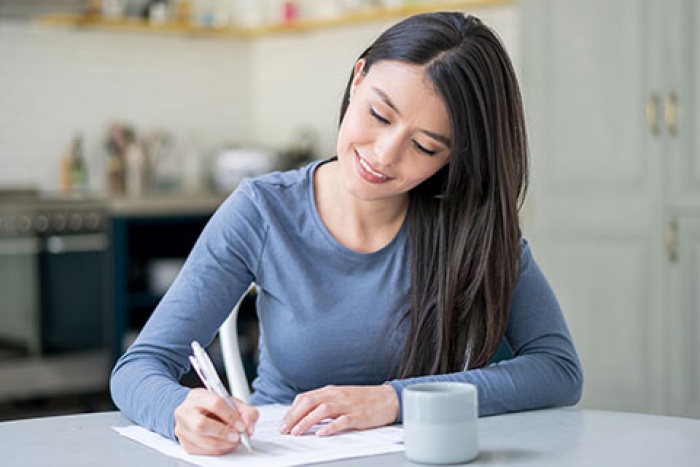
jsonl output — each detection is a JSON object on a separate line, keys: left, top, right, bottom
{"left": 373, "top": 130, "right": 403, "bottom": 166}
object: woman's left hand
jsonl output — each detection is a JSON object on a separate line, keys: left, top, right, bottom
{"left": 279, "top": 384, "right": 399, "bottom": 436}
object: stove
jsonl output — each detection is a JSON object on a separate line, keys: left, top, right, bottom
{"left": 0, "top": 188, "right": 110, "bottom": 355}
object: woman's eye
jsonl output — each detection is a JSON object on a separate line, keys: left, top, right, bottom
{"left": 413, "top": 141, "right": 437, "bottom": 156}
{"left": 369, "top": 107, "right": 390, "bottom": 124}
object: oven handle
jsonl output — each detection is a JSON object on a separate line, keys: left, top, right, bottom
{"left": 45, "top": 234, "right": 109, "bottom": 254}
{"left": 0, "top": 237, "right": 40, "bottom": 255}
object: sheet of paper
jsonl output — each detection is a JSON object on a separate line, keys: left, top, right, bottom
{"left": 114, "top": 404, "right": 404, "bottom": 467}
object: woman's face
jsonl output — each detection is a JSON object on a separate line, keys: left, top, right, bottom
{"left": 336, "top": 59, "right": 452, "bottom": 204}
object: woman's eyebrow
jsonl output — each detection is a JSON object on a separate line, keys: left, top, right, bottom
{"left": 371, "top": 86, "right": 451, "bottom": 147}
{"left": 372, "top": 86, "right": 401, "bottom": 115}
{"left": 423, "top": 129, "right": 451, "bottom": 147}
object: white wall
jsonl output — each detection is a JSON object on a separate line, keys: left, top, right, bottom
{"left": 0, "top": 5, "right": 518, "bottom": 193}
{"left": 0, "top": 23, "right": 252, "bottom": 192}
{"left": 250, "top": 22, "right": 381, "bottom": 158}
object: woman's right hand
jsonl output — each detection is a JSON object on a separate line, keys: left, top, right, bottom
{"left": 174, "top": 388, "right": 258, "bottom": 455}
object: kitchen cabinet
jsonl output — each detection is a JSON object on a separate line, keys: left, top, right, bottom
{"left": 109, "top": 197, "right": 222, "bottom": 361}
{"left": 663, "top": 2, "right": 700, "bottom": 207}
{"left": 37, "top": 0, "right": 513, "bottom": 39}
{"left": 666, "top": 211, "right": 700, "bottom": 418}
{"left": 660, "top": 0, "right": 700, "bottom": 419}
{"left": 521, "top": 0, "right": 699, "bottom": 417}
{"left": 108, "top": 196, "right": 259, "bottom": 389}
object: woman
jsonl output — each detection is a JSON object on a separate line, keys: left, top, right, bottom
{"left": 111, "top": 12, "right": 583, "bottom": 455}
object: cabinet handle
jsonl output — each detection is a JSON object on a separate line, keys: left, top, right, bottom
{"left": 665, "top": 92, "right": 678, "bottom": 137}
{"left": 646, "top": 93, "right": 660, "bottom": 136}
{"left": 665, "top": 217, "right": 679, "bottom": 263}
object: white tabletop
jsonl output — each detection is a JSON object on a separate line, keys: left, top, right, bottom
{"left": 2, "top": 408, "right": 699, "bottom": 466}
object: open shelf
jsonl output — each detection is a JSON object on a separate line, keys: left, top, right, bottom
{"left": 37, "top": 0, "right": 513, "bottom": 39}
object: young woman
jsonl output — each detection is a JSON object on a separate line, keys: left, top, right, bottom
{"left": 111, "top": 12, "right": 583, "bottom": 455}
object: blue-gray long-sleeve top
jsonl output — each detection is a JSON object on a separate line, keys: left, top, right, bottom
{"left": 110, "top": 160, "right": 583, "bottom": 440}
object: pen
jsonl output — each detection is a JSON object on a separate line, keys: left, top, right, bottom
{"left": 189, "top": 340, "right": 253, "bottom": 452}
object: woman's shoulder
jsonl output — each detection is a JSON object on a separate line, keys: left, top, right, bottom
{"left": 215, "top": 160, "right": 326, "bottom": 228}
{"left": 239, "top": 160, "right": 321, "bottom": 201}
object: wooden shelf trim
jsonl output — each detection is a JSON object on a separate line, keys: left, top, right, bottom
{"left": 37, "top": 0, "right": 513, "bottom": 39}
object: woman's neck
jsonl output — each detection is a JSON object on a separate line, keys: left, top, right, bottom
{"left": 314, "top": 160, "right": 408, "bottom": 254}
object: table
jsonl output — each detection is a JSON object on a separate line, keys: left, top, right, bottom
{"left": 2, "top": 408, "right": 699, "bottom": 466}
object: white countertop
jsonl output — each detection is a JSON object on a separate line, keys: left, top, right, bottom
{"left": 2, "top": 407, "right": 699, "bottom": 466}
{"left": 107, "top": 194, "right": 227, "bottom": 217}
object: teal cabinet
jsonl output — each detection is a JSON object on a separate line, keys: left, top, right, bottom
{"left": 109, "top": 213, "right": 213, "bottom": 362}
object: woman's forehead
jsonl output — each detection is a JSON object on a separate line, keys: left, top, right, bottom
{"left": 361, "top": 61, "right": 451, "bottom": 136}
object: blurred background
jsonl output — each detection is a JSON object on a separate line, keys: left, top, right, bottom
{"left": 0, "top": 0, "right": 697, "bottom": 421}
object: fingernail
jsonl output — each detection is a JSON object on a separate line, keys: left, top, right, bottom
{"left": 291, "top": 425, "right": 301, "bottom": 436}
{"left": 234, "top": 420, "right": 246, "bottom": 433}
{"left": 227, "top": 431, "right": 240, "bottom": 443}
{"left": 279, "top": 421, "right": 287, "bottom": 433}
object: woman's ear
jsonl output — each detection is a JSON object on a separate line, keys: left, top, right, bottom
{"left": 350, "top": 59, "right": 367, "bottom": 98}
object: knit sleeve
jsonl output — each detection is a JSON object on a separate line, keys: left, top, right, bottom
{"left": 110, "top": 179, "right": 268, "bottom": 439}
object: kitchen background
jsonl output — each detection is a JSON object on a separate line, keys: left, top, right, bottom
{"left": 1, "top": 0, "right": 698, "bottom": 423}
{"left": 0, "top": 0, "right": 517, "bottom": 421}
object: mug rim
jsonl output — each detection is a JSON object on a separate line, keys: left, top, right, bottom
{"left": 403, "top": 381, "right": 476, "bottom": 395}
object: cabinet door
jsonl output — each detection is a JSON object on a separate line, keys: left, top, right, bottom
{"left": 665, "top": 213, "right": 700, "bottom": 418}
{"left": 665, "top": 0, "right": 700, "bottom": 206}
{"left": 521, "top": 0, "right": 665, "bottom": 413}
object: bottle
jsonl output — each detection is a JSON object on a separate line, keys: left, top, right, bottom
{"left": 281, "top": 0, "right": 299, "bottom": 25}
{"left": 107, "top": 154, "right": 125, "bottom": 196}
{"left": 125, "top": 141, "right": 148, "bottom": 197}
{"left": 70, "top": 133, "right": 88, "bottom": 193}
{"left": 60, "top": 149, "right": 73, "bottom": 193}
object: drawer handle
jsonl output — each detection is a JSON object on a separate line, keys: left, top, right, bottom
{"left": 646, "top": 93, "right": 660, "bottom": 136}
{"left": 664, "top": 92, "right": 678, "bottom": 137}
{"left": 45, "top": 234, "right": 109, "bottom": 254}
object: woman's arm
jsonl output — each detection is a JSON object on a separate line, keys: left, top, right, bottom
{"left": 110, "top": 182, "right": 266, "bottom": 440}
{"left": 280, "top": 239, "right": 582, "bottom": 435}
{"left": 388, "top": 238, "right": 583, "bottom": 421}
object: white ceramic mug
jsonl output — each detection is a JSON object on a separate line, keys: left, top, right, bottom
{"left": 403, "top": 382, "right": 479, "bottom": 464}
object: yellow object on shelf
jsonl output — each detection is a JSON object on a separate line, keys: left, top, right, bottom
{"left": 37, "top": 0, "right": 513, "bottom": 40}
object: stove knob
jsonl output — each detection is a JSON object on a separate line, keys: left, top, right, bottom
{"left": 84, "top": 212, "right": 101, "bottom": 230}
{"left": 52, "top": 213, "right": 67, "bottom": 231}
{"left": 16, "top": 215, "right": 32, "bottom": 233}
{"left": 34, "top": 214, "right": 49, "bottom": 233}
{"left": 68, "top": 213, "right": 83, "bottom": 231}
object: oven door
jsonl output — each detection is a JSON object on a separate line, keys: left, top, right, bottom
{"left": 0, "top": 237, "right": 41, "bottom": 355}
{"left": 40, "top": 233, "right": 109, "bottom": 353}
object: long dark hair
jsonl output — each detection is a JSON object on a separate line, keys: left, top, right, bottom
{"left": 339, "top": 13, "right": 528, "bottom": 376}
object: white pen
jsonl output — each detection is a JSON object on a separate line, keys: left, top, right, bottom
{"left": 189, "top": 340, "right": 253, "bottom": 452}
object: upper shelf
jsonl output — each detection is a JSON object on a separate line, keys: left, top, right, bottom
{"left": 37, "top": 0, "right": 513, "bottom": 39}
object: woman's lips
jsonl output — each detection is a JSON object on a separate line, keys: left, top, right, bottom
{"left": 355, "top": 151, "right": 390, "bottom": 184}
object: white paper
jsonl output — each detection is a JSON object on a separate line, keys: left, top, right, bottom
{"left": 114, "top": 404, "right": 404, "bottom": 467}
